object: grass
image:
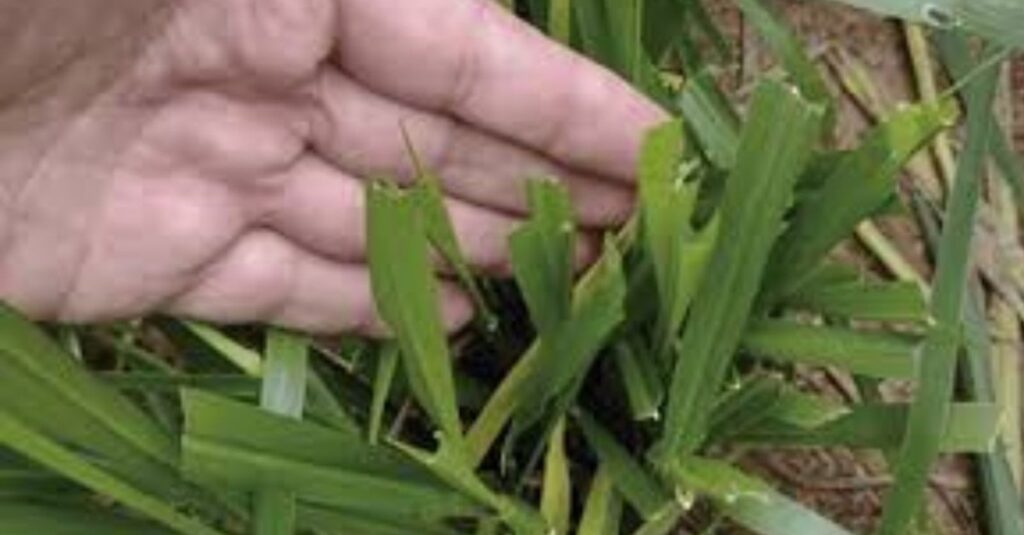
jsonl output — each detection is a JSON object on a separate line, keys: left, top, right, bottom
{"left": 1, "top": 1, "right": 1022, "bottom": 534}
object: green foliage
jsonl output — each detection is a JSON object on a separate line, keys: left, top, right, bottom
{"left": 0, "top": 2, "right": 1016, "bottom": 534}
{"left": 654, "top": 79, "right": 824, "bottom": 459}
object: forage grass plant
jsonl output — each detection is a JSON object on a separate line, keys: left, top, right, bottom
{"left": 1, "top": 1, "right": 1022, "bottom": 534}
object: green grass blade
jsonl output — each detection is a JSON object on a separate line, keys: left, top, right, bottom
{"left": 678, "top": 71, "right": 741, "bottom": 170}
{"left": 305, "top": 367, "right": 361, "bottom": 434}
{"left": 602, "top": 0, "right": 645, "bottom": 82}
{"left": 254, "top": 329, "right": 309, "bottom": 535}
{"left": 741, "top": 320, "right": 920, "bottom": 379}
{"left": 181, "top": 390, "right": 479, "bottom": 523}
{"left": 0, "top": 412, "right": 224, "bottom": 535}
{"left": 738, "top": 402, "right": 1000, "bottom": 452}
{"left": 540, "top": 417, "right": 571, "bottom": 534}
{"left": 878, "top": 40, "right": 1004, "bottom": 535}
{"left": 0, "top": 501, "right": 173, "bottom": 535}
{"left": 653, "top": 79, "right": 824, "bottom": 459}
{"left": 937, "top": 28, "right": 1024, "bottom": 205}
{"left": 612, "top": 340, "right": 666, "bottom": 421}
{"left": 638, "top": 120, "right": 717, "bottom": 365}
{"left": 784, "top": 278, "right": 930, "bottom": 322}
{"left": 765, "top": 99, "right": 957, "bottom": 299}
{"left": 368, "top": 343, "right": 400, "bottom": 445}
{"left": 736, "top": 0, "right": 835, "bottom": 129}
{"left": 393, "top": 439, "right": 547, "bottom": 534}
{"left": 405, "top": 139, "right": 497, "bottom": 328}
{"left": 576, "top": 410, "right": 671, "bottom": 520}
{"left": 572, "top": 0, "right": 616, "bottom": 69}
{"left": 509, "top": 180, "right": 575, "bottom": 339}
{"left": 705, "top": 374, "right": 787, "bottom": 443}
{"left": 630, "top": 502, "right": 685, "bottom": 535}
{"left": 299, "top": 504, "right": 463, "bottom": 535}
{"left": 466, "top": 343, "right": 539, "bottom": 466}
{"left": 0, "top": 305, "right": 176, "bottom": 467}
{"left": 366, "top": 182, "right": 463, "bottom": 442}
{"left": 548, "top": 0, "right": 572, "bottom": 43}
{"left": 963, "top": 292, "right": 1024, "bottom": 535}
{"left": 577, "top": 466, "right": 623, "bottom": 535}
{"left": 181, "top": 321, "right": 262, "bottom": 377}
{"left": 817, "top": 0, "right": 1024, "bottom": 49}
{"left": 513, "top": 239, "right": 626, "bottom": 431}
{"left": 666, "top": 456, "right": 855, "bottom": 535}
{"left": 260, "top": 329, "right": 309, "bottom": 419}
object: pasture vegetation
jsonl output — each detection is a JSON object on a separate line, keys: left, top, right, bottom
{"left": 1, "top": 0, "right": 1022, "bottom": 534}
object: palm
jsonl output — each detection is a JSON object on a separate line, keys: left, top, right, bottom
{"left": 0, "top": 0, "right": 661, "bottom": 334}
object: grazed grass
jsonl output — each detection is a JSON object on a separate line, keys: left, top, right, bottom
{"left": 0, "top": 1, "right": 1021, "bottom": 534}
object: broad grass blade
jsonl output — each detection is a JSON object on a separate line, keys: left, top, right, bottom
{"left": 653, "top": 79, "right": 824, "bottom": 459}
{"left": 366, "top": 182, "right": 463, "bottom": 442}
{"left": 741, "top": 320, "right": 920, "bottom": 379}
{"left": 181, "top": 390, "right": 479, "bottom": 523}
{"left": 765, "top": 99, "right": 957, "bottom": 299}
{"left": 665, "top": 456, "right": 855, "bottom": 535}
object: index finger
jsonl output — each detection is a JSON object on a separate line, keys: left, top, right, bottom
{"left": 332, "top": 0, "right": 666, "bottom": 182}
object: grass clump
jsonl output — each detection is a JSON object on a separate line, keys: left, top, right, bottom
{"left": 1, "top": 1, "right": 1022, "bottom": 534}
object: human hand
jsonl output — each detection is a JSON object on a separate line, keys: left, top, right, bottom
{"left": 0, "top": 0, "right": 663, "bottom": 334}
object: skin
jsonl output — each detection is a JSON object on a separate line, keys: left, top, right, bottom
{"left": 0, "top": 0, "right": 663, "bottom": 335}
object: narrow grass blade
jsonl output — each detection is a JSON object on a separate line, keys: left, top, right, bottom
{"left": 630, "top": 502, "right": 685, "bottom": 535}
{"left": 678, "top": 71, "right": 741, "bottom": 169}
{"left": 571, "top": 0, "right": 616, "bottom": 70}
{"left": 548, "top": 0, "right": 572, "bottom": 43}
{"left": 366, "top": 182, "right": 463, "bottom": 442}
{"left": 393, "top": 439, "right": 547, "bottom": 534}
{"left": 785, "top": 278, "right": 930, "bottom": 322}
{"left": 765, "top": 99, "right": 957, "bottom": 299}
{"left": 100, "top": 373, "right": 259, "bottom": 395}
{"left": 181, "top": 321, "right": 262, "bottom": 377}
{"left": 0, "top": 501, "right": 172, "bottom": 535}
{"left": 738, "top": 402, "right": 1000, "bottom": 452}
{"left": 638, "top": 120, "right": 718, "bottom": 365}
{"left": 513, "top": 239, "right": 626, "bottom": 431}
{"left": 466, "top": 343, "right": 539, "bottom": 466}
{"left": 254, "top": 329, "right": 309, "bottom": 535}
{"left": 653, "top": 80, "right": 824, "bottom": 460}
{"left": 181, "top": 390, "right": 479, "bottom": 523}
{"left": 0, "top": 412, "right": 224, "bottom": 535}
{"left": 576, "top": 410, "right": 671, "bottom": 520}
{"left": 962, "top": 291, "right": 1024, "bottom": 535}
{"left": 540, "top": 417, "right": 571, "bottom": 534}
{"left": 509, "top": 180, "right": 575, "bottom": 339}
{"left": 0, "top": 305, "right": 176, "bottom": 465}
{"left": 937, "top": 28, "right": 1024, "bottom": 205}
{"left": 736, "top": 0, "right": 835, "bottom": 128}
{"left": 577, "top": 466, "right": 623, "bottom": 535}
{"left": 299, "top": 504, "right": 462, "bottom": 535}
{"left": 260, "top": 329, "right": 309, "bottom": 419}
{"left": 818, "top": 0, "right": 1024, "bottom": 49}
{"left": 879, "top": 41, "right": 1003, "bottom": 535}
{"left": 705, "top": 374, "right": 787, "bottom": 444}
{"left": 612, "top": 340, "right": 666, "bottom": 421}
{"left": 305, "top": 368, "right": 361, "bottom": 434}
{"left": 368, "top": 343, "right": 400, "bottom": 445}
{"left": 404, "top": 133, "right": 497, "bottom": 327}
{"left": 665, "top": 456, "right": 855, "bottom": 535}
{"left": 741, "top": 320, "right": 920, "bottom": 379}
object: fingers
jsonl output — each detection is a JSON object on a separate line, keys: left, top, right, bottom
{"left": 332, "top": 0, "right": 665, "bottom": 181}
{"left": 311, "top": 70, "right": 634, "bottom": 227}
{"left": 256, "top": 153, "right": 575, "bottom": 274}
{"left": 166, "top": 229, "right": 473, "bottom": 335}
